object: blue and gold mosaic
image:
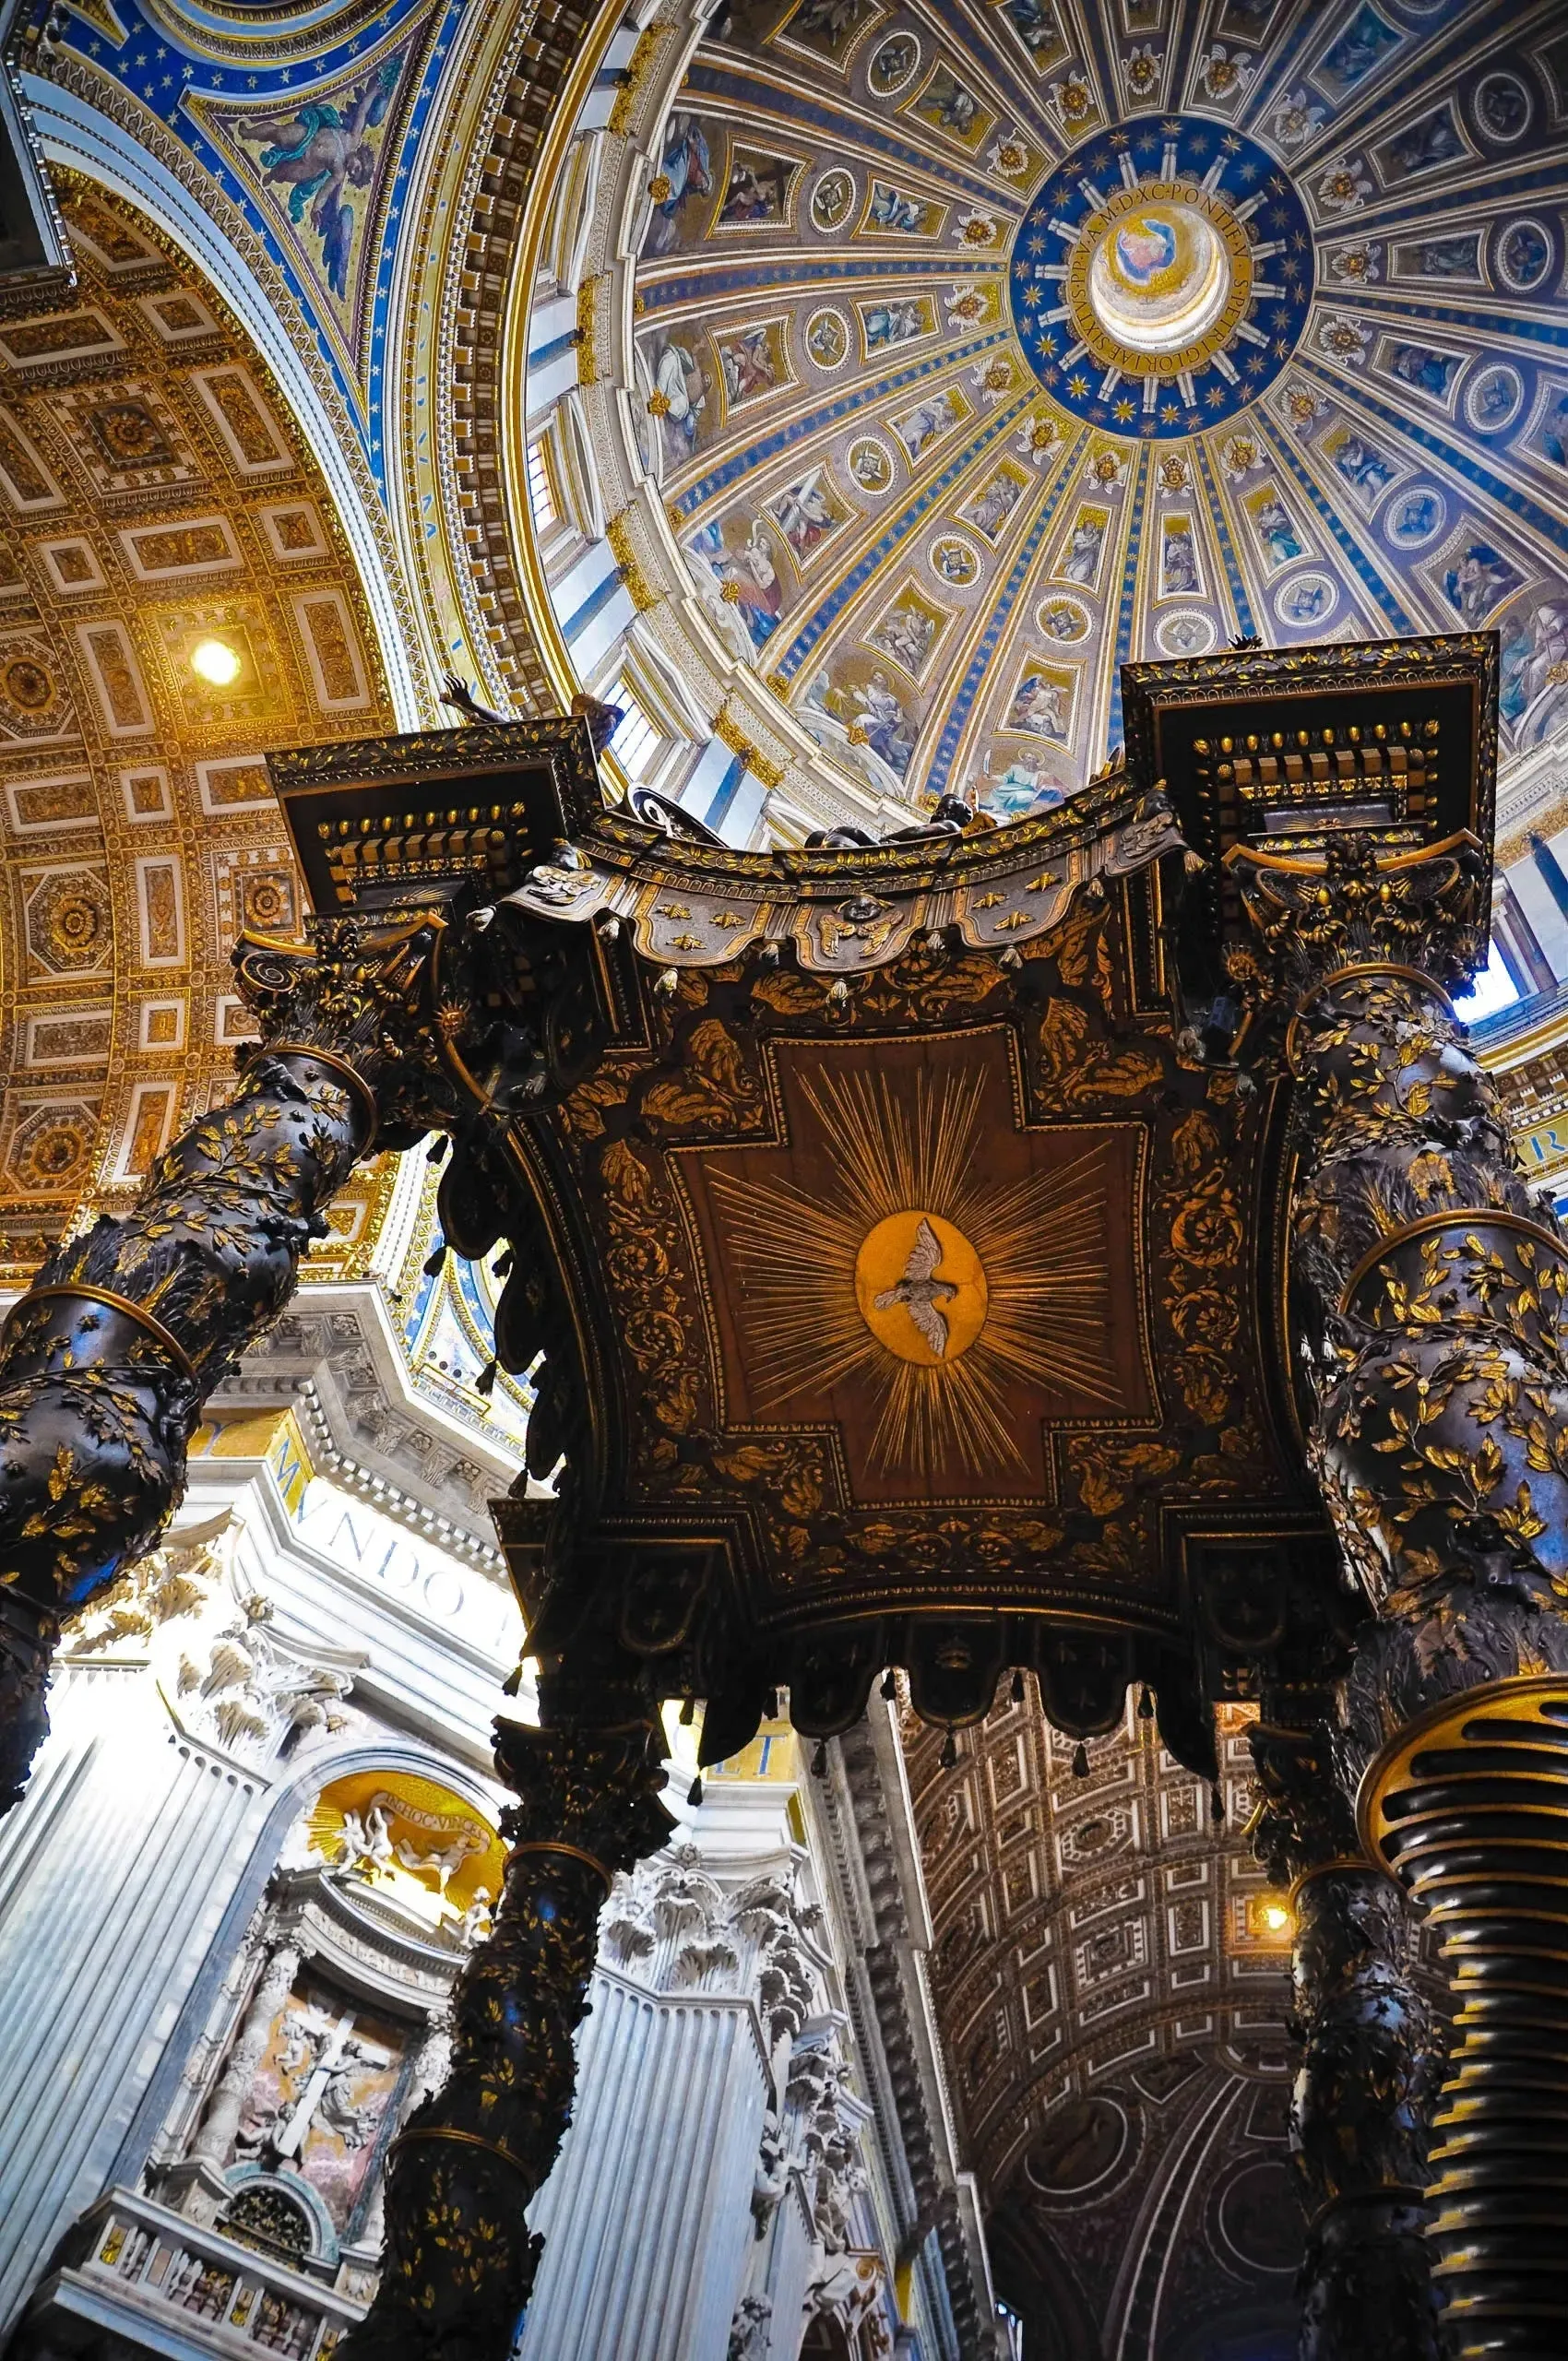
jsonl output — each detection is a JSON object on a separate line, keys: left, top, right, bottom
{"left": 1010, "top": 116, "right": 1312, "bottom": 440}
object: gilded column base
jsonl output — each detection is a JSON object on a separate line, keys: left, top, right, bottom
{"left": 1360, "top": 1674, "right": 1568, "bottom": 2359}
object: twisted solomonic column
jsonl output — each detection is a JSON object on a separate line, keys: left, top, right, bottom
{"left": 1250, "top": 1710, "right": 1442, "bottom": 2361}
{"left": 1229, "top": 832, "right": 1568, "bottom": 2359}
{"left": 338, "top": 1701, "right": 671, "bottom": 2361}
{"left": 0, "top": 912, "right": 457, "bottom": 1810}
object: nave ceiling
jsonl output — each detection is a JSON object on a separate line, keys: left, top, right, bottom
{"left": 907, "top": 1688, "right": 1308, "bottom": 2355}
{"left": 0, "top": 175, "right": 396, "bottom": 1273}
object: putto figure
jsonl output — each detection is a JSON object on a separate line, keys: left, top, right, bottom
{"left": 243, "top": 58, "right": 401, "bottom": 300}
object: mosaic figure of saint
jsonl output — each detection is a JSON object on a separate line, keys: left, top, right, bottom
{"left": 981, "top": 759, "right": 1064, "bottom": 819}
{"left": 864, "top": 302, "right": 926, "bottom": 350}
{"left": 1007, "top": 670, "right": 1069, "bottom": 740}
{"left": 1329, "top": 433, "right": 1394, "bottom": 497}
{"left": 921, "top": 71, "right": 980, "bottom": 136}
{"left": 1061, "top": 515, "right": 1104, "bottom": 584}
{"left": 719, "top": 326, "right": 780, "bottom": 404}
{"left": 1443, "top": 540, "right": 1522, "bottom": 625}
{"left": 1161, "top": 525, "right": 1199, "bottom": 595}
{"left": 1417, "top": 236, "right": 1479, "bottom": 279}
{"left": 1389, "top": 343, "right": 1457, "bottom": 399}
{"left": 691, "top": 518, "right": 783, "bottom": 647}
{"left": 1540, "top": 393, "right": 1568, "bottom": 469}
{"left": 1319, "top": 5, "right": 1399, "bottom": 93}
{"left": 650, "top": 341, "right": 707, "bottom": 461}
{"left": 899, "top": 393, "right": 961, "bottom": 460}
{"left": 720, "top": 154, "right": 790, "bottom": 227}
{"left": 1384, "top": 107, "right": 1463, "bottom": 178}
{"left": 868, "top": 184, "right": 931, "bottom": 232}
{"left": 647, "top": 117, "right": 714, "bottom": 253}
{"left": 850, "top": 670, "right": 916, "bottom": 773}
{"left": 873, "top": 599, "right": 937, "bottom": 674}
{"left": 1002, "top": 0, "right": 1063, "bottom": 55}
{"left": 1252, "top": 496, "right": 1302, "bottom": 569}
{"left": 770, "top": 473, "right": 838, "bottom": 559}
{"left": 1501, "top": 600, "right": 1568, "bottom": 737}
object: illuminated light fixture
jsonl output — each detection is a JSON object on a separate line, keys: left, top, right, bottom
{"left": 190, "top": 637, "right": 241, "bottom": 686}
{"left": 1262, "top": 1902, "right": 1291, "bottom": 1933}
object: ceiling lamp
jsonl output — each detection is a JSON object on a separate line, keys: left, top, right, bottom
{"left": 190, "top": 637, "right": 241, "bottom": 686}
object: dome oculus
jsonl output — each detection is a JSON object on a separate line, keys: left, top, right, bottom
{"left": 1010, "top": 116, "right": 1312, "bottom": 438}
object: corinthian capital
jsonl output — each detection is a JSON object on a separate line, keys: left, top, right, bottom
{"left": 233, "top": 907, "right": 467, "bottom": 1145}
{"left": 1224, "top": 830, "right": 1488, "bottom": 1018}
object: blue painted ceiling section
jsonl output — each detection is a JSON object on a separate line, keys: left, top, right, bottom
{"left": 46, "top": 0, "right": 463, "bottom": 478}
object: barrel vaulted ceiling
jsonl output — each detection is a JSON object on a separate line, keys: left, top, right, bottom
{"left": 0, "top": 175, "right": 396, "bottom": 1275}
{"left": 906, "top": 1692, "right": 1303, "bottom": 2360}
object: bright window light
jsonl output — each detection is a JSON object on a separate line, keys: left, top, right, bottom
{"left": 526, "top": 439, "right": 558, "bottom": 530}
{"left": 607, "top": 684, "right": 659, "bottom": 777}
{"left": 1452, "top": 942, "right": 1521, "bottom": 1023}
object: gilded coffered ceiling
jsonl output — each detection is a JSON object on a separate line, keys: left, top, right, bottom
{"left": 0, "top": 176, "right": 394, "bottom": 1278}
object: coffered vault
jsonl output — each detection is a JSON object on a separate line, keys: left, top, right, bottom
{"left": 0, "top": 176, "right": 395, "bottom": 1280}
{"left": 906, "top": 1694, "right": 1301, "bottom": 2361}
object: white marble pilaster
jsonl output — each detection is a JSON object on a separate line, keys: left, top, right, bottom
{"left": 521, "top": 1971, "right": 768, "bottom": 2361}
{"left": 758, "top": 2167, "right": 816, "bottom": 2361}
{"left": 517, "top": 1831, "right": 819, "bottom": 2361}
{"left": 0, "top": 1667, "right": 269, "bottom": 2336}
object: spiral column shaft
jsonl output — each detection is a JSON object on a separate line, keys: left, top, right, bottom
{"left": 1223, "top": 832, "right": 1568, "bottom": 2357}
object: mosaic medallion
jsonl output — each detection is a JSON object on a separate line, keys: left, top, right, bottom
{"left": 1009, "top": 115, "right": 1312, "bottom": 438}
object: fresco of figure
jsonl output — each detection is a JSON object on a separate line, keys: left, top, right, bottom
{"left": 1443, "top": 540, "right": 1522, "bottom": 625}
{"left": 244, "top": 57, "right": 400, "bottom": 301}
{"left": 647, "top": 116, "right": 714, "bottom": 254}
{"left": 1250, "top": 495, "right": 1302, "bottom": 571}
{"left": 1061, "top": 513, "right": 1105, "bottom": 585}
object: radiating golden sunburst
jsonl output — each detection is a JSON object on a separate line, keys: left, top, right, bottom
{"left": 709, "top": 1062, "right": 1115, "bottom": 1480}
